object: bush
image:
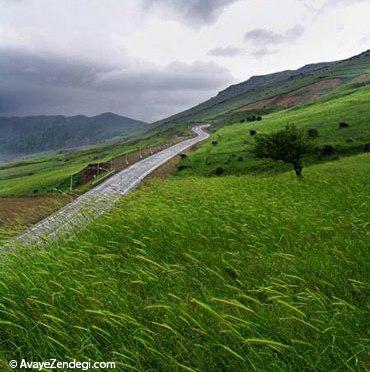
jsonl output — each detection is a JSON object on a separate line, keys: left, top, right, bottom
{"left": 250, "top": 130, "right": 257, "bottom": 136}
{"left": 240, "top": 119, "right": 245, "bottom": 123}
{"left": 252, "top": 124, "right": 312, "bottom": 178}
{"left": 339, "top": 122, "right": 349, "bottom": 128}
{"left": 212, "top": 141, "right": 218, "bottom": 146}
{"left": 307, "top": 128, "right": 319, "bottom": 138}
{"left": 180, "top": 154, "right": 187, "bottom": 159}
{"left": 257, "top": 116, "right": 262, "bottom": 121}
{"left": 321, "top": 145, "right": 335, "bottom": 156}
{"left": 364, "top": 143, "right": 370, "bottom": 152}
{"left": 214, "top": 167, "right": 224, "bottom": 176}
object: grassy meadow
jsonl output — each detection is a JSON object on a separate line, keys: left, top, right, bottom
{"left": 177, "top": 82, "right": 370, "bottom": 177}
{"left": 0, "top": 126, "right": 188, "bottom": 198}
{"left": 0, "top": 58, "right": 369, "bottom": 370}
{"left": 0, "top": 153, "right": 369, "bottom": 370}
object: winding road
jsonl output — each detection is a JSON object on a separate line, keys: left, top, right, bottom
{"left": 6, "top": 125, "right": 210, "bottom": 249}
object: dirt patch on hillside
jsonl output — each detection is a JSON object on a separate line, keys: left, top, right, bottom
{"left": 234, "top": 78, "right": 342, "bottom": 112}
{"left": 143, "top": 155, "right": 181, "bottom": 183}
{"left": 142, "top": 143, "right": 200, "bottom": 185}
{"left": 0, "top": 196, "right": 68, "bottom": 233}
{"left": 351, "top": 72, "right": 369, "bottom": 84}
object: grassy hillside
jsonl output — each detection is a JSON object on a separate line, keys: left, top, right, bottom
{"left": 177, "top": 82, "right": 370, "bottom": 177}
{"left": 0, "top": 112, "right": 148, "bottom": 162}
{"left": 0, "top": 153, "right": 368, "bottom": 370}
{"left": 0, "top": 125, "right": 190, "bottom": 197}
{"left": 0, "top": 119, "right": 191, "bottom": 243}
{"left": 0, "top": 49, "right": 368, "bottom": 371}
{"left": 153, "top": 50, "right": 369, "bottom": 128}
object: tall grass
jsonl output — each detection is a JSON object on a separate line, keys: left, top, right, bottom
{"left": 0, "top": 153, "right": 368, "bottom": 370}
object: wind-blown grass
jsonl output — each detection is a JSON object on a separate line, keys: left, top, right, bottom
{"left": 0, "top": 153, "right": 368, "bottom": 370}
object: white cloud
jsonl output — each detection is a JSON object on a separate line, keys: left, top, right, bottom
{"left": 207, "top": 46, "right": 243, "bottom": 57}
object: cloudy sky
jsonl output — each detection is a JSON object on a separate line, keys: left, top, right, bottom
{"left": 0, "top": 0, "right": 369, "bottom": 122}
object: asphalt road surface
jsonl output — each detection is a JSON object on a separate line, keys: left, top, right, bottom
{"left": 5, "top": 125, "right": 210, "bottom": 250}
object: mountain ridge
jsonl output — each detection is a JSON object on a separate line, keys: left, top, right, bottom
{"left": 152, "top": 50, "right": 370, "bottom": 128}
{"left": 0, "top": 112, "right": 148, "bottom": 162}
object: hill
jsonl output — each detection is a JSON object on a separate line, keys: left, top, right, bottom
{"left": 177, "top": 81, "right": 370, "bottom": 177}
{"left": 1, "top": 153, "right": 368, "bottom": 370}
{"left": 0, "top": 112, "right": 148, "bottom": 163}
{"left": 153, "top": 50, "right": 370, "bottom": 129}
{"left": 0, "top": 51, "right": 369, "bottom": 371}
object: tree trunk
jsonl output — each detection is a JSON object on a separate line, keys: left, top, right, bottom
{"left": 292, "top": 160, "right": 303, "bottom": 178}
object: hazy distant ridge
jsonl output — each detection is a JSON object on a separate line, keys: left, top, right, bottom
{"left": 0, "top": 112, "right": 147, "bottom": 160}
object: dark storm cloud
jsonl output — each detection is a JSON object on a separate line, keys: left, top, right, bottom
{"left": 244, "top": 25, "right": 305, "bottom": 46}
{"left": 144, "top": 0, "right": 238, "bottom": 24}
{"left": 207, "top": 46, "right": 242, "bottom": 57}
{"left": 0, "top": 49, "right": 233, "bottom": 121}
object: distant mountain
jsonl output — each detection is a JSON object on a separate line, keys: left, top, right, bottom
{"left": 0, "top": 112, "right": 147, "bottom": 162}
{"left": 153, "top": 50, "right": 370, "bottom": 129}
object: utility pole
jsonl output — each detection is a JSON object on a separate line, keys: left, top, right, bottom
{"left": 125, "top": 154, "right": 129, "bottom": 165}
{"left": 139, "top": 146, "right": 143, "bottom": 159}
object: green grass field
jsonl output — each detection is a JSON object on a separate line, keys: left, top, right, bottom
{"left": 0, "top": 53, "right": 369, "bottom": 370}
{"left": 0, "top": 153, "right": 369, "bottom": 370}
{"left": 0, "top": 127, "right": 187, "bottom": 197}
{"left": 178, "top": 83, "right": 370, "bottom": 177}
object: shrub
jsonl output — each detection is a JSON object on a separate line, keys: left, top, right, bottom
{"left": 212, "top": 141, "right": 218, "bottom": 146}
{"left": 214, "top": 166, "right": 224, "bottom": 176}
{"left": 240, "top": 119, "right": 245, "bottom": 123}
{"left": 237, "top": 156, "right": 243, "bottom": 162}
{"left": 252, "top": 124, "right": 312, "bottom": 178}
{"left": 180, "top": 153, "right": 187, "bottom": 159}
{"left": 364, "top": 143, "right": 370, "bottom": 152}
{"left": 321, "top": 145, "right": 335, "bottom": 156}
{"left": 177, "top": 165, "right": 189, "bottom": 171}
{"left": 307, "top": 128, "right": 319, "bottom": 138}
{"left": 250, "top": 130, "right": 257, "bottom": 136}
{"left": 339, "top": 122, "right": 349, "bottom": 128}
{"left": 257, "top": 116, "right": 262, "bottom": 121}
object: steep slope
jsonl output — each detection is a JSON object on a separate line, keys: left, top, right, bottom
{"left": 153, "top": 50, "right": 370, "bottom": 128}
{"left": 0, "top": 112, "right": 148, "bottom": 162}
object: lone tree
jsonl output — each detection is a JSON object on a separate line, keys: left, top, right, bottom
{"left": 252, "top": 124, "right": 312, "bottom": 178}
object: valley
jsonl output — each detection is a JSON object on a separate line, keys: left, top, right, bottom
{"left": 0, "top": 48, "right": 369, "bottom": 371}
